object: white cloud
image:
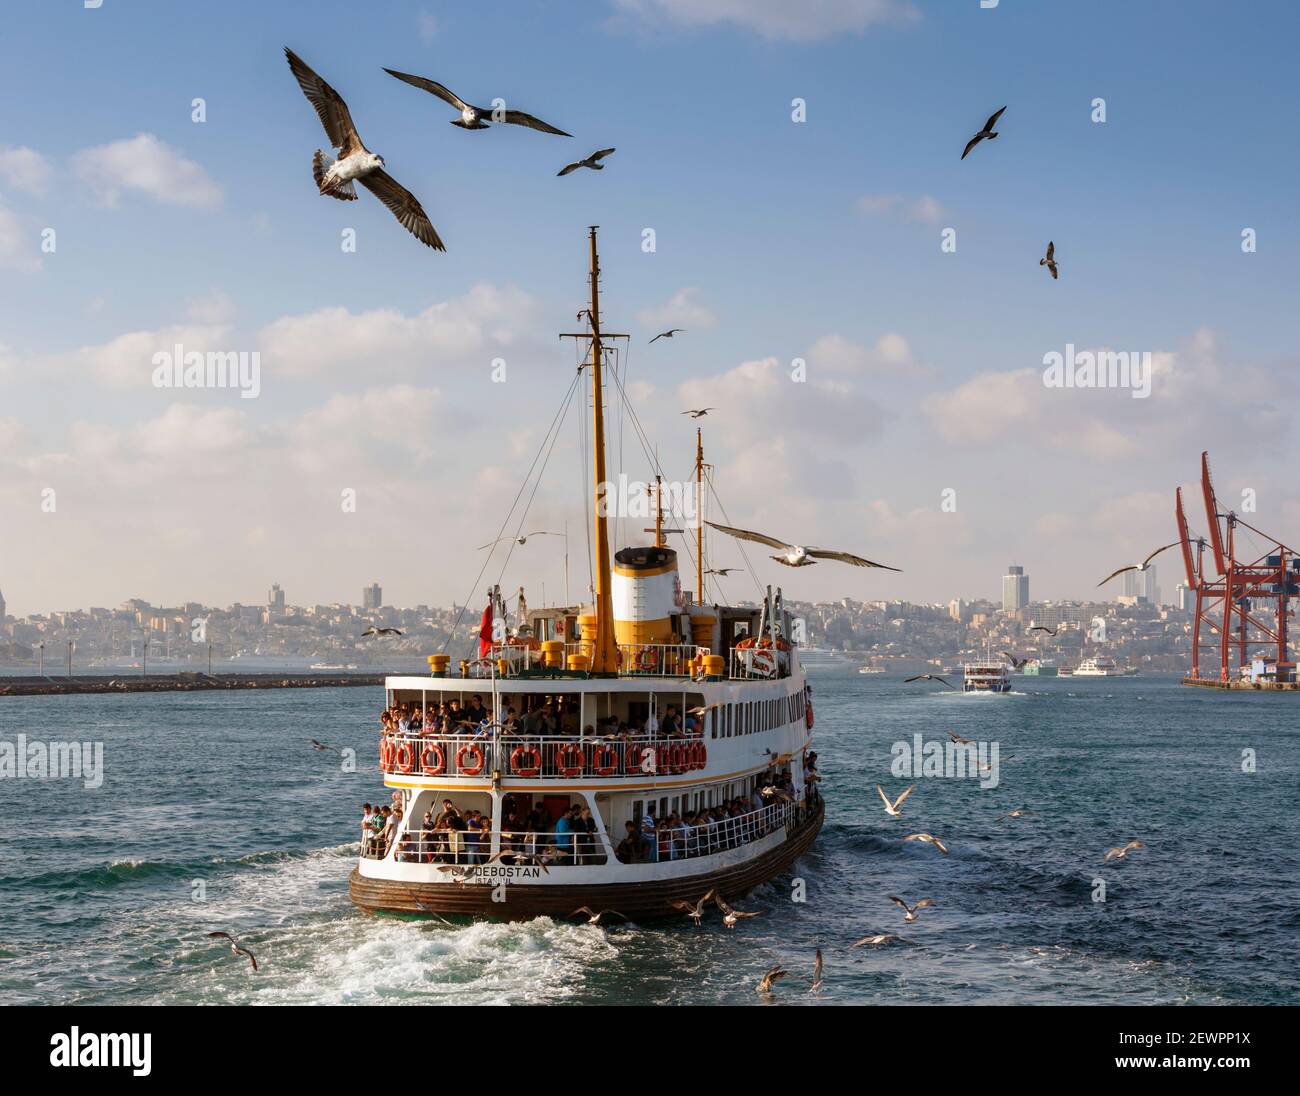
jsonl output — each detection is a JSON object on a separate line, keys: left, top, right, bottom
{"left": 0, "top": 146, "right": 54, "bottom": 196}
{"left": 73, "top": 133, "right": 222, "bottom": 210}
{"left": 42, "top": 324, "right": 230, "bottom": 388}
{"left": 185, "top": 290, "right": 236, "bottom": 324}
{"left": 0, "top": 201, "right": 40, "bottom": 272}
{"left": 259, "top": 284, "right": 536, "bottom": 378}
{"left": 614, "top": 0, "right": 918, "bottom": 40}
{"left": 806, "top": 332, "right": 918, "bottom": 374}
{"left": 635, "top": 287, "right": 716, "bottom": 332}
{"left": 855, "top": 192, "right": 946, "bottom": 223}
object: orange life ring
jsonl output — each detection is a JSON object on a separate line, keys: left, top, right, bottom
{"left": 636, "top": 647, "right": 659, "bottom": 671}
{"left": 750, "top": 649, "right": 777, "bottom": 677}
{"left": 510, "top": 744, "right": 541, "bottom": 777}
{"left": 806, "top": 701, "right": 814, "bottom": 730}
{"left": 656, "top": 745, "right": 671, "bottom": 774}
{"left": 394, "top": 741, "right": 415, "bottom": 774}
{"left": 625, "top": 743, "right": 649, "bottom": 772}
{"left": 557, "top": 743, "right": 585, "bottom": 778}
{"left": 380, "top": 738, "right": 395, "bottom": 769}
{"left": 669, "top": 742, "right": 687, "bottom": 774}
{"left": 420, "top": 743, "right": 446, "bottom": 775}
{"left": 456, "top": 743, "right": 486, "bottom": 776}
{"left": 592, "top": 743, "right": 618, "bottom": 777}
{"left": 736, "top": 636, "right": 756, "bottom": 649}
{"left": 696, "top": 741, "right": 708, "bottom": 769}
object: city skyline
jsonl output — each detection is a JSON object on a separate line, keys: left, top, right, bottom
{"left": 2, "top": 1, "right": 1297, "bottom": 617}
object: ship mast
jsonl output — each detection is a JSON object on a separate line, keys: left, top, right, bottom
{"left": 696, "top": 427, "right": 705, "bottom": 603}
{"left": 560, "top": 227, "right": 627, "bottom": 675}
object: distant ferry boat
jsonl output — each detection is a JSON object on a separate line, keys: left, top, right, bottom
{"left": 311, "top": 662, "right": 359, "bottom": 671}
{"left": 349, "top": 229, "right": 822, "bottom": 922}
{"left": 857, "top": 665, "right": 886, "bottom": 674}
{"left": 1022, "top": 658, "right": 1058, "bottom": 676}
{"left": 1073, "top": 657, "right": 1135, "bottom": 677}
{"left": 963, "top": 660, "right": 1011, "bottom": 693}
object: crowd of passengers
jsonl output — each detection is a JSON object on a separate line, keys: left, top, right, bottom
{"left": 380, "top": 696, "right": 705, "bottom": 741}
{"left": 362, "top": 796, "right": 605, "bottom": 865}
{"left": 360, "top": 755, "right": 821, "bottom": 865}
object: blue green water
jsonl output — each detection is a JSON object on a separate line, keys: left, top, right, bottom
{"left": 0, "top": 666, "right": 1296, "bottom": 1004}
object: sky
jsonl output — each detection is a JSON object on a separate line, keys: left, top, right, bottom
{"left": 1, "top": 0, "right": 1298, "bottom": 617}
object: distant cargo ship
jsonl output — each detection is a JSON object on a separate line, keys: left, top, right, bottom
{"left": 1022, "top": 658, "right": 1058, "bottom": 676}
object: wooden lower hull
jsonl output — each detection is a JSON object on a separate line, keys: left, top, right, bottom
{"left": 349, "top": 799, "right": 824, "bottom": 922}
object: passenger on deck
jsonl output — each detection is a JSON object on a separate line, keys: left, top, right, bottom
{"left": 464, "top": 694, "right": 488, "bottom": 726}
{"left": 577, "top": 806, "right": 598, "bottom": 863}
{"left": 640, "top": 802, "right": 658, "bottom": 862}
{"left": 660, "top": 706, "right": 682, "bottom": 737}
{"left": 616, "top": 820, "right": 648, "bottom": 863}
{"left": 554, "top": 806, "right": 575, "bottom": 860}
{"left": 502, "top": 707, "right": 521, "bottom": 735}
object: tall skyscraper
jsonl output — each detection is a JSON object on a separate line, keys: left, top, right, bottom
{"left": 1176, "top": 581, "right": 1191, "bottom": 611}
{"left": 363, "top": 583, "right": 383, "bottom": 611}
{"left": 1121, "top": 566, "right": 1158, "bottom": 604}
{"left": 1002, "top": 565, "right": 1029, "bottom": 612}
{"left": 268, "top": 583, "right": 286, "bottom": 614}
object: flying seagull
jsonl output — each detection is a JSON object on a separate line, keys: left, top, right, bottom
{"left": 876, "top": 783, "right": 915, "bottom": 818}
{"left": 889, "top": 896, "right": 933, "bottom": 923}
{"left": 381, "top": 69, "right": 571, "bottom": 136}
{"left": 651, "top": 329, "right": 685, "bottom": 344}
{"left": 705, "top": 567, "right": 742, "bottom": 576}
{"left": 904, "top": 674, "right": 956, "bottom": 689}
{"left": 284, "top": 48, "right": 444, "bottom": 251}
{"left": 681, "top": 408, "right": 714, "bottom": 418}
{"left": 1097, "top": 542, "right": 1183, "bottom": 587}
{"left": 961, "top": 105, "right": 1006, "bottom": 160}
{"left": 996, "top": 807, "right": 1035, "bottom": 822}
{"left": 715, "top": 894, "right": 764, "bottom": 929}
{"left": 1040, "top": 240, "right": 1059, "bottom": 280}
{"left": 1104, "top": 840, "right": 1144, "bottom": 863}
{"left": 406, "top": 889, "right": 455, "bottom": 926}
{"left": 308, "top": 738, "right": 340, "bottom": 752}
{"left": 849, "top": 933, "right": 906, "bottom": 949}
{"left": 670, "top": 889, "right": 716, "bottom": 926}
{"left": 756, "top": 965, "right": 789, "bottom": 995}
{"left": 478, "top": 532, "right": 561, "bottom": 549}
{"left": 206, "top": 931, "right": 258, "bottom": 971}
{"left": 705, "top": 521, "right": 900, "bottom": 570}
{"left": 557, "top": 148, "right": 616, "bottom": 176}
{"left": 1029, "top": 625, "right": 1058, "bottom": 636}
{"left": 1002, "top": 652, "right": 1030, "bottom": 670}
{"left": 948, "top": 731, "right": 973, "bottom": 745}
{"left": 904, "top": 832, "right": 950, "bottom": 855}
{"left": 572, "top": 906, "right": 627, "bottom": 926}
{"left": 809, "top": 948, "right": 824, "bottom": 994}
{"left": 362, "top": 627, "right": 403, "bottom": 637}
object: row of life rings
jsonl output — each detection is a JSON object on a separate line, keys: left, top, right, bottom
{"left": 383, "top": 738, "right": 484, "bottom": 777}
{"left": 384, "top": 735, "right": 714, "bottom": 778}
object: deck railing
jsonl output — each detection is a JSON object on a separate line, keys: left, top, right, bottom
{"left": 379, "top": 730, "right": 709, "bottom": 780}
{"left": 458, "top": 641, "right": 729, "bottom": 679}
{"left": 361, "top": 799, "right": 804, "bottom": 865}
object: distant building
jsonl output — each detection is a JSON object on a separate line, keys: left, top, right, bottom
{"left": 0, "top": 586, "right": 6, "bottom": 621}
{"left": 1002, "top": 565, "right": 1029, "bottom": 612}
{"left": 363, "top": 583, "right": 383, "bottom": 611}
{"left": 1175, "top": 582, "right": 1192, "bottom": 611}
{"left": 948, "top": 598, "right": 967, "bottom": 623}
{"left": 1121, "top": 566, "right": 1159, "bottom": 605}
{"left": 268, "top": 583, "right": 286, "bottom": 614}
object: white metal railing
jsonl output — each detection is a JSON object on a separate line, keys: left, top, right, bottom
{"left": 434, "top": 642, "right": 793, "bottom": 680}
{"left": 616, "top": 643, "right": 701, "bottom": 677}
{"left": 631, "top": 800, "right": 795, "bottom": 863}
{"left": 379, "top": 730, "right": 709, "bottom": 779}
{"left": 363, "top": 828, "right": 608, "bottom": 865}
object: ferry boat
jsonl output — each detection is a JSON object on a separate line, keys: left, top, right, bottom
{"left": 857, "top": 665, "right": 886, "bottom": 674}
{"left": 1074, "top": 656, "right": 1124, "bottom": 677}
{"left": 962, "top": 660, "right": 1012, "bottom": 692}
{"left": 349, "top": 229, "right": 823, "bottom": 922}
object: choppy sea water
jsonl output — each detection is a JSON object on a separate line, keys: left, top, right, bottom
{"left": 0, "top": 665, "right": 1296, "bottom": 1005}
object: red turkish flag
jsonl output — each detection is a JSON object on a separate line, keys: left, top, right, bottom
{"left": 478, "top": 602, "right": 494, "bottom": 658}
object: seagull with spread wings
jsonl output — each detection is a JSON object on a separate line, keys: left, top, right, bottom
{"left": 1028, "top": 625, "right": 1058, "bottom": 636}
{"left": 889, "top": 896, "right": 933, "bottom": 923}
{"left": 849, "top": 933, "right": 907, "bottom": 949}
{"left": 681, "top": 407, "right": 714, "bottom": 418}
{"left": 557, "top": 148, "right": 616, "bottom": 176}
{"left": 704, "top": 521, "right": 899, "bottom": 570}
{"left": 478, "top": 531, "right": 561, "bottom": 549}
{"left": 961, "top": 105, "right": 1006, "bottom": 159}
{"left": 651, "top": 328, "right": 685, "bottom": 343}
{"left": 284, "top": 48, "right": 444, "bottom": 251}
{"left": 705, "top": 566, "right": 741, "bottom": 576}
{"left": 904, "top": 832, "right": 950, "bottom": 855}
{"left": 715, "top": 894, "right": 765, "bottom": 929}
{"left": 572, "top": 906, "right": 628, "bottom": 926}
{"left": 670, "top": 889, "right": 716, "bottom": 926}
{"left": 1040, "top": 240, "right": 1059, "bottom": 279}
{"left": 382, "top": 69, "right": 571, "bottom": 135}
{"left": 1097, "top": 542, "right": 1183, "bottom": 587}
{"left": 876, "top": 783, "right": 915, "bottom": 818}
{"left": 206, "top": 931, "right": 258, "bottom": 971}
{"left": 362, "top": 627, "right": 403, "bottom": 637}
{"left": 308, "top": 738, "right": 340, "bottom": 752}
{"left": 1104, "top": 840, "right": 1144, "bottom": 863}
{"left": 904, "top": 673, "right": 956, "bottom": 689}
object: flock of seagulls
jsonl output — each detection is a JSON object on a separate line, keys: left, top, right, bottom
{"left": 285, "top": 49, "right": 613, "bottom": 251}
{"left": 705, "top": 520, "right": 900, "bottom": 571}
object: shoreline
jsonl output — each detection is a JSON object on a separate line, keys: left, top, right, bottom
{"left": 0, "top": 672, "right": 386, "bottom": 697}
